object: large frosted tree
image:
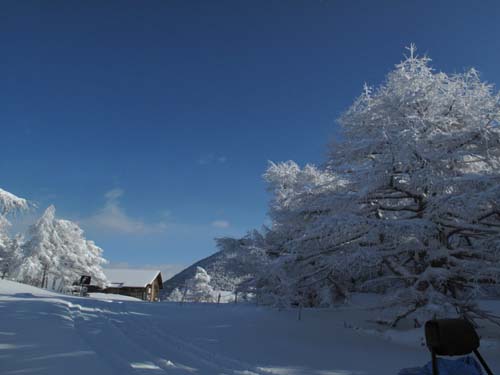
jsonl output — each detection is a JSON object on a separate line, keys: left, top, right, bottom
{"left": 18, "top": 205, "right": 107, "bottom": 288}
{"left": 16, "top": 206, "right": 59, "bottom": 286}
{"left": 53, "top": 218, "right": 108, "bottom": 287}
{"left": 240, "top": 46, "right": 500, "bottom": 326}
{"left": 333, "top": 45, "right": 500, "bottom": 325}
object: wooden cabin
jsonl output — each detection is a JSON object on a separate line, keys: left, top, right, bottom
{"left": 97, "top": 269, "right": 163, "bottom": 302}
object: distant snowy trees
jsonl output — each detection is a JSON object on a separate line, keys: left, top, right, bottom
{"left": 167, "top": 287, "right": 184, "bottom": 302}
{"left": 186, "top": 267, "right": 215, "bottom": 302}
{"left": 230, "top": 46, "right": 500, "bottom": 326}
{"left": 168, "top": 267, "right": 215, "bottom": 303}
{"left": 0, "top": 189, "right": 107, "bottom": 289}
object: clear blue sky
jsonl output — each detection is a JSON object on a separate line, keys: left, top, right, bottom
{"left": 3, "top": 1, "right": 500, "bottom": 277}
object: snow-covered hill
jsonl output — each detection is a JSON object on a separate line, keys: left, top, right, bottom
{"left": 2, "top": 279, "right": 500, "bottom": 375}
{"left": 162, "top": 248, "right": 255, "bottom": 298}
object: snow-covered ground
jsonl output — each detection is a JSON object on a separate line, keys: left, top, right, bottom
{"left": 1, "top": 280, "right": 499, "bottom": 375}
{"left": 87, "top": 292, "right": 144, "bottom": 302}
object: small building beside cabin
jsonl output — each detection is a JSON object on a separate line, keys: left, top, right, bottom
{"left": 90, "top": 269, "right": 163, "bottom": 302}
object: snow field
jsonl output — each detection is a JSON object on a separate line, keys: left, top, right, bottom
{"left": 1, "top": 280, "right": 499, "bottom": 375}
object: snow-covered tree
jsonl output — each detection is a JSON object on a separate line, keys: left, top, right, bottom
{"left": 0, "top": 235, "right": 24, "bottom": 279}
{"left": 0, "top": 189, "right": 107, "bottom": 288}
{"left": 16, "top": 206, "right": 59, "bottom": 286}
{"left": 53, "top": 218, "right": 107, "bottom": 287}
{"left": 256, "top": 161, "right": 357, "bottom": 307}
{"left": 235, "top": 46, "right": 500, "bottom": 326}
{"left": 184, "top": 267, "right": 215, "bottom": 302}
{"left": 331, "top": 45, "right": 500, "bottom": 325}
{"left": 0, "top": 188, "right": 28, "bottom": 279}
{"left": 0, "top": 188, "right": 28, "bottom": 216}
{"left": 18, "top": 205, "right": 107, "bottom": 289}
{"left": 167, "top": 287, "right": 184, "bottom": 302}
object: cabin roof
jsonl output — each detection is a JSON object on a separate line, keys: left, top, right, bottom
{"left": 102, "top": 269, "right": 163, "bottom": 289}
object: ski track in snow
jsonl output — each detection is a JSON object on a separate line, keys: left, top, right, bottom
{"left": 70, "top": 299, "right": 272, "bottom": 375}
{"left": 0, "top": 282, "right": 285, "bottom": 375}
{"left": 64, "top": 299, "right": 262, "bottom": 374}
